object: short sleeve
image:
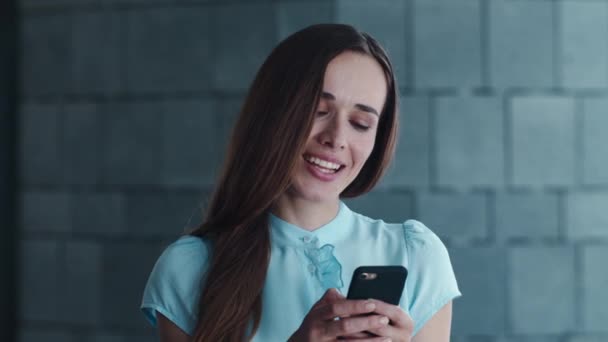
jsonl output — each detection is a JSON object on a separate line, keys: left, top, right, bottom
{"left": 402, "top": 220, "right": 462, "bottom": 336}
{"left": 140, "top": 235, "right": 211, "bottom": 336}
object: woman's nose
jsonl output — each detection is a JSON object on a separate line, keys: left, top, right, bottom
{"left": 319, "top": 117, "right": 346, "bottom": 150}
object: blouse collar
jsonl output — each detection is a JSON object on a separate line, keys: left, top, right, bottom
{"left": 269, "top": 201, "right": 354, "bottom": 248}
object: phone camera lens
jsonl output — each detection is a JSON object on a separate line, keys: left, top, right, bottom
{"left": 360, "top": 272, "right": 377, "bottom": 280}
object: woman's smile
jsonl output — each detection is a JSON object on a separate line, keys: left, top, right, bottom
{"left": 303, "top": 153, "right": 346, "bottom": 181}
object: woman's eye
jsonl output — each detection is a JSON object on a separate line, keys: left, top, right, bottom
{"left": 316, "top": 111, "right": 329, "bottom": 116}
{"left": 351, "top": 122, "right": 370, "bottom": 131}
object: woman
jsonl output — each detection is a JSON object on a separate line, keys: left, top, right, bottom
{"left": 141, "top": 24, "right": 461, "bottom": 341}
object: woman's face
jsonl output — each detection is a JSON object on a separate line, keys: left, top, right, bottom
{"left": 289, "top": 51, "right": 388, "bottom": 204}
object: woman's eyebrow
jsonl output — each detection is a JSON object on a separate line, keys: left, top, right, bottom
{"left": 321, "top": 91, "right": 379, "bottom": 116}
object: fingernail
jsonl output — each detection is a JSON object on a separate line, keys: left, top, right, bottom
{"left": 380, "top": 316, "right": 389, "bottom": 325}
{"left": 365, "top": 302, "right": 376, "bottom": 311}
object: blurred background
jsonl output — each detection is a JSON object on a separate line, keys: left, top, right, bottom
{"left": 2, "top": 0, "right": 608, "bottom": 341}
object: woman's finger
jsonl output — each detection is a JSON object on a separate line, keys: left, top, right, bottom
{"left": 338, "top": 331, "right": 374, "bottom": 339}
{"left": 363, "top": 323, "right": 400, "bottom": 339}
{"left": 365, "top": 300, "right": 414, "bottom": 330}
{"left": 323, "top": 314, "right": 390, "bottom": 337}
{"left": 310, "top": 288, "right": 345, "bottom": 313}
{"left": 338, "top": 336, "right": 391, "bottom": 342}
{"left": 317, "top": 299, "right": 378, "bottom": 320}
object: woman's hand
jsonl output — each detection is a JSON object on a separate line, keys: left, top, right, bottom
{"left": 352, "top": 299, "right": 414, "bottom": 342}
{"left": 288, "top": 288, "right": 393, "bottom": 342}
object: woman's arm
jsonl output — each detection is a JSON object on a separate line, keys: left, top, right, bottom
{"left": 411, "top": 301, "right": 453, "bottom": 342}
{"left": 157, "top": 312, "right": 191, "bottom": 342}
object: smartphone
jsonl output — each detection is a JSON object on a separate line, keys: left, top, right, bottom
{"left": 346, "top": 266, "right": 408, "bottom": 305}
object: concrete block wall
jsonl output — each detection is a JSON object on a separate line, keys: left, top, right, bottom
{"left": 2, "top": 1, "right": 18, "bottom": 341}
{"left": 17, "top": 0, "right": 608, "bottom": 341}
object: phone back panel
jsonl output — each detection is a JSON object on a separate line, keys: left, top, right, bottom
{"left": 346, "top": 266, "right": 408, "bottom": 305}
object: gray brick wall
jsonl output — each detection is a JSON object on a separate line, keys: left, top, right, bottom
{"left": 17, "top": 0, "right": 608, "bottom": 341}
{"left": 2, "top": 0, "right": 18, "bottom": 340}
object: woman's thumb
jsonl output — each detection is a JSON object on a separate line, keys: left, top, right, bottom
{"left": 321, "top": 288, "right": 344, "bottom": 303}
{"left": 312, "top": 288, "right": 343, "bottom": 310}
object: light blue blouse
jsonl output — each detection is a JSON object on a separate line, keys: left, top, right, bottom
{"left": 141, "top": 201, "right": 461, "bottom": 340}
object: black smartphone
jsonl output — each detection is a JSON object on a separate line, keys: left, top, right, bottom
{"left": 346, "top": 266, "right": 408, "bottom": 305}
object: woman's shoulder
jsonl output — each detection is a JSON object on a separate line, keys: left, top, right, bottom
{"left": 163, "top": 234, "right": 210, "bottom": 257}
{"left": 350, "top": 210, "right": 448, "bottom": 259}
{"left": 401, "top": 219, "right": 443, "bottom": 249}
{"left": 148, "top": 235, "right": 210, "bottom": 279}
{"left": 350, "top": 210, "right": 441, "bottom": 246}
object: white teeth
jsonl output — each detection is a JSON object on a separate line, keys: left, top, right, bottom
{"left": 305, "top": 156, "right": 341, "bottom": 171}
{"left": 317, "top": 167, "right": 334, "bottom": 174}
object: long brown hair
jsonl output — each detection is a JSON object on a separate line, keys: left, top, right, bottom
{"left": 189, "top": 24, "right": 399, "bottom": 341}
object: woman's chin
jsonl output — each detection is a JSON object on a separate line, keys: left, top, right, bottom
{"left": 286, "top": 183, "right": 341, "bottom": 204}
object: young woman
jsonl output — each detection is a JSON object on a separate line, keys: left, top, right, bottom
{"left": 141, "top": 24, "right": 461, "bottom": 342}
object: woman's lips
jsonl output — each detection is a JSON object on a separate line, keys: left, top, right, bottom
{"left": 303, "top": 154, "right": 344, "bottom": 182}
{"left": 303, "top": 153, "right": 344, "bottom": 167}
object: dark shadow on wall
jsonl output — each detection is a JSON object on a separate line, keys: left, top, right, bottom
{"left": 1, "top": 0, "right": 18, "bottom": 341}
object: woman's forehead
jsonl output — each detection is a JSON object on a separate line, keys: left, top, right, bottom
{"left": 321, "top": 51, "right": 387, "bottom": 114}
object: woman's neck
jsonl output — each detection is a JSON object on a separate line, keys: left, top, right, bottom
{"left": 271, "top": 195, "right": 340, "bottom": 231}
